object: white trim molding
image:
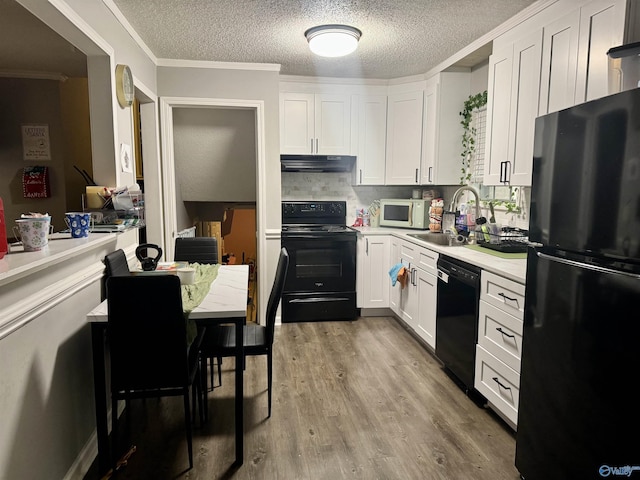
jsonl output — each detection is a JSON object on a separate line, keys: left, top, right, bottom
{"left": 157, "top": 58, "right": 281, "bottom": 71}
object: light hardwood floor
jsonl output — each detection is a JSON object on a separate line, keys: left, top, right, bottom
{"left": 86, "top": 316, "right": 521, "bottom": 480}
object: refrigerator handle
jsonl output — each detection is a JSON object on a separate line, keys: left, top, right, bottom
{"left": 537, "top": 251, "right": 640, "bottom": 279}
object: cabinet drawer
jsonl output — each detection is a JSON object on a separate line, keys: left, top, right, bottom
{"left": 481, "top": 271, "right": 525, "bottom": 319}
{"left": 399, "top": 241, "right": 417, "bottom": 263}
{"left": 478, "top": 300, "right": 523, "bottom": 373}
{"left": 475, "top": 345, "right": 520, "bottom": 426}
{"left": 417, "top": 248, "right": 438, "bottom": 275}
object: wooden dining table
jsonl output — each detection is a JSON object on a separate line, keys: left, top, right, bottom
{"left": 87, "top": 264, "right": 249, "bottom": 475}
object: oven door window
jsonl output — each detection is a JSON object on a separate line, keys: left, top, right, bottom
{"left": 282, "top": 237, "right": 356, "bottom": 293}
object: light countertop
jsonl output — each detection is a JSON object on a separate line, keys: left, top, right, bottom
{"left": 0, "top": 229, "right": 139, "bottom": 287}
{"left": 354, "top": 226, "right": 527, "bottom": 284}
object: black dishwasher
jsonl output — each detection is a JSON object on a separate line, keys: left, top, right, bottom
{"left": 435, "top": 255, "right": 482, "bottom": 395}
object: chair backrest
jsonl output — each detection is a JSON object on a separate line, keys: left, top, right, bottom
{"left": 104, "top": 249, "right": 130, "bottom": 277}
{"left": 174, "top": 237, "right": 219, "bottom": 264}
{"left": 106, "top": 275, "right": 189, "bottom": 393}
{"left": 265, "top": 247, "right": 289, "bottom": 346}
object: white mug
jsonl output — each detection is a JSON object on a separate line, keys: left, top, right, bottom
{"left": 13, "top": 216, "right": 52, "bottom": 251}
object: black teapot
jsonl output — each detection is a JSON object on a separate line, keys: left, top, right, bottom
{"left": 135, "top": 243, "right": 163, "bottom": 271}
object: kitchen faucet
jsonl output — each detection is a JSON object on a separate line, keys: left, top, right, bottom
{"left": 449, "top": 185, "right": 481, "bottom": 227}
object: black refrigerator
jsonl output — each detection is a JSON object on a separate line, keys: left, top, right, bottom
{"left": 516, "top": 87, "right": 640, "bottom": 480}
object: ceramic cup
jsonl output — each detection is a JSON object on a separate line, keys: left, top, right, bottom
{"left": 13, "top": 216, "right": 52, "bottom": 251}
{"left": 177, "top": 267, "right": 196, "bottom": 285}
{"left": 65, "top": 212, "right": 92, "bottom": 238}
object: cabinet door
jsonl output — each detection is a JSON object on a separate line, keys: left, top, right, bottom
{"left": 356, "top": 95, "right": 387, "bottom": 185}
{"left": 385, "top": 90, "right": 423, "bottom": 185}
{"left": 389, "top": 238, "right": 401, "bottom": 315}
{"left": 420, "top": 79, "right": 438, "bottom": 184}
{"left": 416, "top": 268, "right": 437, "bottom": 349}
{"left": 575, "top": 0, "right": 626, "bottom": 104}
{"left": 507, "top": 29, "right": 543, "bottom": 186}
{"left": 539, "top": 11, "right": 580, "bottom": 115}
{"left": 484, "top": 45, "right": 513, "bottom": 186}
{"left": 485, "top": 30, "right": 542, "bottom": 186}
{"left": 400, "top": 266, "right": 419, "bottom": 331}
{"left": 315, "top": 94, "right": 351, "bottom": 155}
{"left": 280, "top": 93, "right": 314, "bottom": 154}
{"left": 359, "top": 235, "right": 390, "bottom": 308}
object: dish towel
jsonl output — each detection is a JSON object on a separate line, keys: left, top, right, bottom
{"left": 388, "top": 262, "right": 409, "bottom": 289}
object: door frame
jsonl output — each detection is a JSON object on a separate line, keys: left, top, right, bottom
{"left": 159, "top": 97, "right": 267, "bottom": 318}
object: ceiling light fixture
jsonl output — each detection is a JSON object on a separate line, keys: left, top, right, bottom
{"left": 304, "top": 24, "right": 362, "bottom": 58}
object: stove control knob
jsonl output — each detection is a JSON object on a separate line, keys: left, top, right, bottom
{"left": 283, "top": 204, "right": 295, "bottom": 215}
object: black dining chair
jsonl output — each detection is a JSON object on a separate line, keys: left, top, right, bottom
{"left": 199, "top": 247, "right": 289, "bottom": 418}
{"left": 174, "top": 237, "right": 219, "bottom": 264}
{"left": 104, "top": 249, "right": 131, "bottom": 277}
{"left": 102, "top": 249, "right": 131, "bottom": 301}
{"left": 106, "top": 275, "right": 203, "bottom": 470}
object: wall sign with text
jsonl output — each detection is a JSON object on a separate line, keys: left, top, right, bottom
{"left": 22, "top": 124, "right": 51, "bottom": 161}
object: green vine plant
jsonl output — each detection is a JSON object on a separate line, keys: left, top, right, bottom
{"left": 459, "top": 90, "right": 488, "bottom": 185}
{"left": 482, "top": 187, "right": 522, "bottom": 214}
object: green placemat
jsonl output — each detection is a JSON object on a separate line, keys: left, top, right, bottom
{"left": 182, "top": 263, "right": 220, "bottom": 343}
{"left": 465, "top": 244, "right": 527, "bottom": 259}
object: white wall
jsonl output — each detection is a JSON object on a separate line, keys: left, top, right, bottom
{"left": 173, "top": 108, "right": 257, "bottom": 203}
{"left": 3, "top": 1, "right": 158, "bottom": 478}
{"left": 158, "top": 67, "right": 281, "bottom": 229}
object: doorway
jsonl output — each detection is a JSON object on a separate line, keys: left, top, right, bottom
{"left": 159, "top": 97, "right": 268, "bottom": 325}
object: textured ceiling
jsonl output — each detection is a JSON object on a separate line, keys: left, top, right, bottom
{"left": 112, "top": 0, "right": 537, "bottom": 79}
{"left": 0, "top": 0, "right": 538, "bottom": 80}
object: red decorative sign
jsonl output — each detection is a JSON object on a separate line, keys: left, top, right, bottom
{"left": 23, "top": 166, "right": 51, "bottom": 198}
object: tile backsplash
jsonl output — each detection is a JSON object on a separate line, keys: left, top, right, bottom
{"left": 281, "top": 172, "right": 530, "bottom": 229}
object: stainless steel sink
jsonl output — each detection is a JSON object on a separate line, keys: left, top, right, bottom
{"left": 407, "top": 233, "right": 464, "bottom": 246}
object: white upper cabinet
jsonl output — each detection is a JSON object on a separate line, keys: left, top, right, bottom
{"left": 540, "top": 0, "right": 626, "bottom": 115}
{"left": 385, "top": 88, "right": 424, "bottom": 185}
{"left": 420, "top": 72, "right": 470, "bottom": 185}
{"left": 539, "top": 12, "right": 581, "bottom": 115}
{"left": 485, "top": 0, "right": 631, "bottom": 186}
{"left": 280, "top": 92, "right": 351, "bottom": 154}
{"left": 354, "top": 95, "right": 387, "bottom": 185}
{"left": 484, "top": 29, "right": 543, "bottom": 186}
{"left": 574, "top": 0, "right": 626, "bottom": 104}
{"left": 280, "top": 92, "right": 314, "bottom": 154}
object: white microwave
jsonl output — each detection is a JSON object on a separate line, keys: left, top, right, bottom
{"left": 379, "top": 199, "right": 430, "bottom": 229}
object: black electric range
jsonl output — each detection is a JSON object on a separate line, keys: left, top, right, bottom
{"left": 280, "top": 201, "right": 357, "bottom": 322}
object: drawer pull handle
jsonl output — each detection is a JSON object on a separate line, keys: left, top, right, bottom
{"left": 498, "top": 292, "right": 519, "bottom": 307}
{"left": 496, "top": 327, "right": 515, "bottom": 338}
{"left": 492, "top": 377, "right": 511, "bottom": 391}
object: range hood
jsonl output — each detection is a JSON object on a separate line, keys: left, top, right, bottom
{"left": 280, "top": 155, "right": 356, "bottom": 172}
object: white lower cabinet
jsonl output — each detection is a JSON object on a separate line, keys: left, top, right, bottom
{"left": 415, "top": 265, "right": 437, "bottom": 349}
{"left": 389, "top": 237, "right": 401, "bottom": 315}
{"left": 475, "top": 270, "right": 525, "bottom": 430}
{"left": 356, "top": 234, "right": 390, "bottom": 308}
{"left": 475, "top": 346, "right": 521, "bottom": 426}
{"left": 389, "top": 238, "right": 438, "bottom": 349}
